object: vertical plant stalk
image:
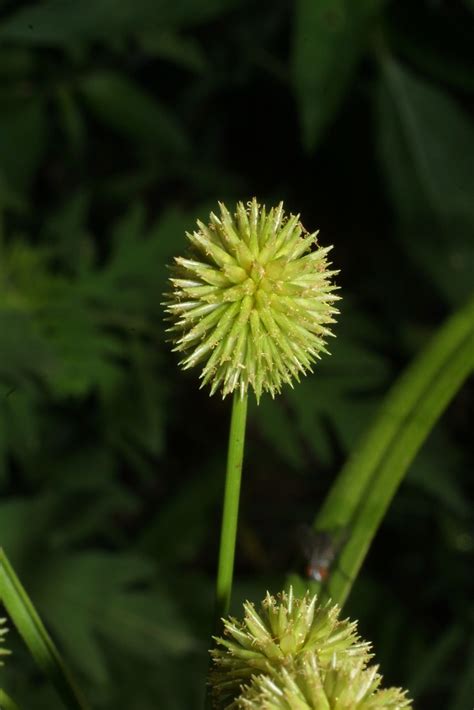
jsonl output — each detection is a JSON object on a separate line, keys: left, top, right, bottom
{"left": 215, "top": 392, "right": 248, "bottom": 623}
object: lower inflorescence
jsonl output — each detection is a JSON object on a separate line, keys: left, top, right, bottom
{"left": 209, "top": 588, "right": 412, "bottom": 710}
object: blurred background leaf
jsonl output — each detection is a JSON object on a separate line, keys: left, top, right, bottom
{"left": 79, "top": 73, "right": 189, "bottom": 157}
{"left": 0, "top": 0, "right": 241, "bottom": 46}
{"left": 293, "top": 0, "right": 384, "bottom": 150}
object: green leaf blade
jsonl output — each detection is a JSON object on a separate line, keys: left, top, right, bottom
{"left": 312, "top": 295, "right": 474, "bottom": 606}
{"left": 293, "top": 0, "right": 383, "bottom": 150}
{"left": 0, "top": 689, "right": 22, "bottom": 710}
{"left": 0, "top": 549, "right": 90, "bottom": 710}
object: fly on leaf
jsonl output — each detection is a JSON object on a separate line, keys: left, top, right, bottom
{"left": 298, "top": 525, "right": 348, "bottom": 583}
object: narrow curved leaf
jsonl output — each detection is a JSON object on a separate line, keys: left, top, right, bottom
{"left": 305, "top": 295, "right": 474, "bottom": 606}
{"left": 0, "top": 689, "right": 21, "bottom": 710}
{"left": 0, "top": 549, "right": 90, "bottom": 710}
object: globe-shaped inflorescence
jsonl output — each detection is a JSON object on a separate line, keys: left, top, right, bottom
{"left": 209, "top": 589, "right": 412, "bottom": 710}
{"left": 164, "top": 199, "right": 340, "bottom": 401}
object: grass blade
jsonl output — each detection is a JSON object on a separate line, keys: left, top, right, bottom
{"left": 0, "top": 689, "right": 22, "bottom": 710}
{"left": 0, "top": 549, "right": 90, "bottom": 710}
{"left": 308, "top": 295, "right": 474, "bottom": 606}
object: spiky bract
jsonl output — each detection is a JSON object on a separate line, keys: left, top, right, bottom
{"left": 165, "top": 199, "right": 339, "bottom": 401}
{"left": 209, "top": 589, "right": 411, "bottom": 710}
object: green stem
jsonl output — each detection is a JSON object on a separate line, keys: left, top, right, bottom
{"left": 215, "top": 391, "right": 248, "bottom": 622}
{"left": 206, "top": 393, "right": 248, "bottom": 708}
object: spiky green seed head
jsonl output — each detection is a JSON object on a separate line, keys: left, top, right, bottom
{"left": 209, "top": 589, "right": 412, "bottom": 710}
{"left": 164, "top": 199, "right": 340, "bottom": 401}
{"left": 240, "top": 654, "right": 411, "bottom": 710}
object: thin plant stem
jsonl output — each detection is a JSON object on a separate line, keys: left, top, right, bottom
{"left": 205, "top": 391, "right": 248, "bottom": 709}
{"left": 215, "top": 391, "right": 248, "bottom": 623}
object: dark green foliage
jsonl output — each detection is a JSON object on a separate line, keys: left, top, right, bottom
{"left": 293, "top": 0, "right": 384, "bottom": 150}
{"left": 0, "top": 1, "right": 472, "bottom": 708}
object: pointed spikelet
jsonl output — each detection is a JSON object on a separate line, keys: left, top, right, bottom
{"left": 209, "top": 589, "right": 412, "bottom": 710}
{"left": 164, "top": 199, "right": 340, "bottom": 401}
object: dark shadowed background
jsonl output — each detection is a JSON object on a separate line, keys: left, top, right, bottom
{"left": 0, "top": 0, "right": 473, "bottom": 708}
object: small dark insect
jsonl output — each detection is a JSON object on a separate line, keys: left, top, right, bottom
{"left": 298, "top": 525, "right": 348, "bottom": 583}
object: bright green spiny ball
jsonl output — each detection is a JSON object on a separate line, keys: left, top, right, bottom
{"left": 164, "top": 199, "right": 340, "bottom": 401}
{"left": 240, "top": 655, "right": 411, "bottom": 710}
{"left": 209, "top": 589, "right": 412, "bottom": 710}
